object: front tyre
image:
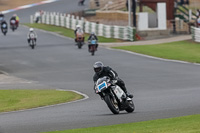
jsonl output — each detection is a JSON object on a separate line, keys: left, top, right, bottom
{"left": 78, "top": 42, "right": 82, "bottom": 49}
{"left": 90, "top": 45, "right": 95, "bottom": 56}
{"left": 3, "top": 31, "right": 7, "bottom": 36}
{"left": 125, "top": 99, "right": 135, "bottom": 113}
{"left": 31, "top": 40, "right": 35, "bottom": 49}
{"left": 91, "top": 51, "right": 95, "bottom": 56}
{"left": 104, "top": 95, "right": 119, "bottom": 114}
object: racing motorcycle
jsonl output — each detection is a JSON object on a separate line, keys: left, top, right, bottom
{"left": 1, "top": 22, "right": 8, "bottom": 36}
{"left": 29, "top": 33, "right": 36, "bottom": 49}
{"left": 95, "top": 76, "right": 135, "bottom": 114}
{"left": 88, "top": 39, "right": 97, "bottom": 56}
{"left": 10, "top": 19, "right": 17, "bottom": 31}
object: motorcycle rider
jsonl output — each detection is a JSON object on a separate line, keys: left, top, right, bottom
{"left": 1, "top": 20, "right": 8, "bottom": 30}
{"left": 27, "top": 28, "right": 37, "bottom": 45}
{"left": 10, "top": 14, "right": 19, "bottom": 27}
{"left": 74, "top": 25, "right": 84, "bottom": 42}
{"left": 88, "top": 32, "right": 98, "bottom": 51}
{"left": 74, "top": 25, "right": 81, "bottom": 36}
{"left": 93, "top": 61, "right": 133, "bottom": 98}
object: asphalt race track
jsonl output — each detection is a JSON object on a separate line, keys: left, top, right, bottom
{"left": 1, "top": 0, "right": 200, "bottom": 133}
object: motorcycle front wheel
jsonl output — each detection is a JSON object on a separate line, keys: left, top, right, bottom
{"left": 125, "top": 99, "right": 135, "bottom": 113}
{"left": 90, "top": 45, "right": 95, "bottom": 56}
{"left": 30, "top": 40, "right": 35, "bottom": 49}
{"left": 104, "top": 95, "right": 119, "bottom": 114}
{"left": 2, "top": 31, "right": 7, "bottom": 36}
{"left": 77, "top": 42, "right": 82, "bottom": 49}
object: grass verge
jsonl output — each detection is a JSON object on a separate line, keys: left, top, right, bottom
{"left": 0, "top": 89, "right": 83, "bottom": 112}
{"left": 113, "top": 40, "right": 200, "bottom": 63}
{"left": 24, "top": 23, "right": 124, "bottom": 43}
{"left": 42, "top": 114, "right": 200, "bottom": 133}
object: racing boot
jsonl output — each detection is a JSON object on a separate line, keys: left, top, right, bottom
{"left": 125, "top": 91, "right": 133, "bottom": 98}
{"left": 121, "top": 86, "right": 133, "bottom": 98}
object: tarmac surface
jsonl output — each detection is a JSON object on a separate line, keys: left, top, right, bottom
{"left": 1, "top": 25, "right": 200, "bottom": 133}
{"left": 0, "top": 35, "right": 192, "bottom": 89}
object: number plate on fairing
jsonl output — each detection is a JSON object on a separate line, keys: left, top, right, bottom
{"left": 30, "top": 33, "right": 35, "bottom": 38}
{"left": 2, "top": 24, "right": 6, "bottom": 28}
{"left": 91, "top": 40, "right": 96, "bottom": 45}
{"left": 97, "top": 81, "right": 107, "bottom": 92}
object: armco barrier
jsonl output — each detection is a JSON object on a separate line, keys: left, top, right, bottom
{"left": 31, "top": 12, "right": 135, "bottom": 41}
{"left": 191, "top": 27, "right": 200, "bottom": 42}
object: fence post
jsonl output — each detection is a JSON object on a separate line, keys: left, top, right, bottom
{"left": 30, "top": 15, "right": 34, "bottom": 23}
{"left": 119, "top": 27, "right": 124, "bottom": 40}
{"left": 95, "top": 23, "right": 99, "bottom": 35}
{"left": 113, "top": 26, "right": 119, "bottom": 39}
{"left": 110, "top": 26, "right": 114, "bottom": 38}
{"left": 91, "top": 22, "right": 96, "bottom": 33}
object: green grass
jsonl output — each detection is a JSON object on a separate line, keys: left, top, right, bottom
{"left": 113, "top": 40, "right": 200, "bottom": 63}
{"left": 24, "top": 23, "right": 124, "bottom": 43}
{"left": 0, "top": 89, "right": 83, "bottom": 112}
{"left": 42, "top": 114, "right": 200, "bottom": 133}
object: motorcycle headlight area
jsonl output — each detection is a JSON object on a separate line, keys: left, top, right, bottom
{"left": 97, "top": 81, "right": 107, "bottom": 92}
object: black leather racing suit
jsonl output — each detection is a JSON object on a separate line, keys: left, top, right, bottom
{"left": 93, "top": 66, "right": 128, "bottom": 94}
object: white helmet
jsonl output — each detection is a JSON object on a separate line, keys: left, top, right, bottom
{"left": 29, "top": 28, "right": 34, "bottom": 32}
{"left": 76, "top": 25, "right": 80, "bottom": 28}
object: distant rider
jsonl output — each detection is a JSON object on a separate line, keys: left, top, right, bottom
{"left": 93, "top": 61, "right": 133, "bottom": 98}
{"left": 74, "top": 25, "right": 84, "bottom": 42}
{"left": 88, "top": 32, "right": 98, "bottom": 50}
{"left": 27, "top": 28, "right": 37, "bottom": 45}
{"left": 10, "top": 14, "right": 19, "bottom": 27}
{"left": 74, "top": 25, "right": 81, "bottom": 36}
{"left": 1, "top": 20, "right": 8, "bottom": 30}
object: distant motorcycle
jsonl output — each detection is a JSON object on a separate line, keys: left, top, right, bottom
{"left": 29, "top": 33, "right": 36, "bottom": 49}
{"left": 10, "top": 19, "right": 17, "bottom": 31}
{"left": 75, "top": 30, "right": 84, "bottom": 49}
{"left": 95, "top": 76, "right": 135, "bottom": 114}
{"left": 1, "top": 22, "right": 8, "bottom": 36}
{"left": 88, "top": 39, "right": 97, "bottom": 56}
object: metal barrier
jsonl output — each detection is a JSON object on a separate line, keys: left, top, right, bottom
{"left": 30, "top": 12, "right": 135, "bottom": 41}
{"left": 191, "top": 26, "right": 200, "bottom": 42}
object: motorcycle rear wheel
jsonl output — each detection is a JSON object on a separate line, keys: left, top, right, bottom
{"left": 104, "top": 95, "right": 119, "bottom": 114}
